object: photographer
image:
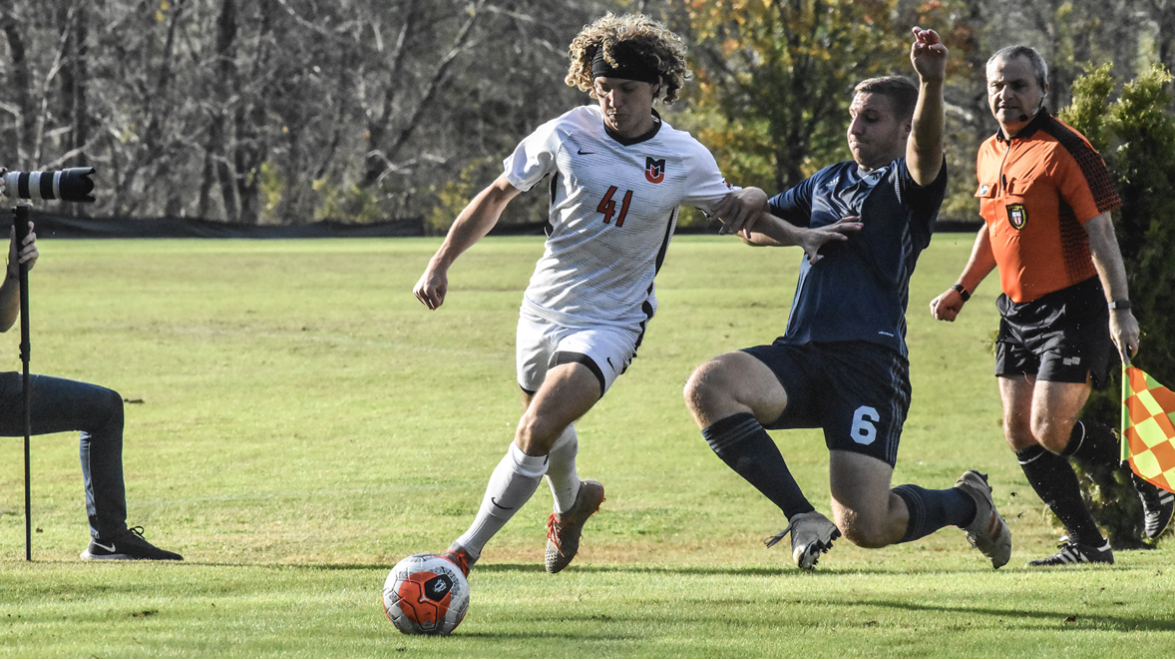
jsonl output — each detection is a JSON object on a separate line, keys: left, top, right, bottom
{"left": 1, "top": 222, "right": 181, "bottom": 560}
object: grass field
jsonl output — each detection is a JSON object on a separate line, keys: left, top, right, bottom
{"left": 0, "top": 234, "right": 1172, "bottom": 658}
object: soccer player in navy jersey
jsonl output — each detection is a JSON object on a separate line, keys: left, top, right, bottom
{"left": 412, "top": 13, "right": 853, "bottom": 577}
{"left": 685, "top": 28, "right": 1014, "bottom": 570}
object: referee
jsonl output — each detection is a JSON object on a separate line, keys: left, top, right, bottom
{"left": 930, "top": 45, "right": 1174, "bottom": 565}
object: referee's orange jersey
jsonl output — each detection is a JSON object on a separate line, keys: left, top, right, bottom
{"left": 975, "top": 112, "right": 1120, "bottom": 303}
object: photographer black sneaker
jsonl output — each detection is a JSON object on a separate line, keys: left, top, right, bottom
{"left": 80, "top": 526, "right": 183, "bottom": 561}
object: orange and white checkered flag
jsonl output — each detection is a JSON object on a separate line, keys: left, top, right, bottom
{"left": 1122, "top": 366, "right": 1175, "bottom": 494}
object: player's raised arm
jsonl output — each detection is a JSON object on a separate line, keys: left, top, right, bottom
{"left": 413, "top": 173, "right": 521, "bottom": 311}
{"left": 907, "top": 26, "right": 948, "bottom": 186}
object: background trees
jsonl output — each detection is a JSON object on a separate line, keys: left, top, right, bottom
{"left": 0, "top": 0, "right": 1171, "bottom": 228}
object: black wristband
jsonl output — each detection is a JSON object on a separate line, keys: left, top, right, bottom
{"left": 1109, "top": 299, "right": 1131, "bottom": 310}
{"left": 951, "top": 283, "right": 971, "bottom": 302}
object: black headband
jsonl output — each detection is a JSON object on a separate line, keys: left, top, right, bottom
{"left": 590, "top": 44, "right": 660, "bottom": 85}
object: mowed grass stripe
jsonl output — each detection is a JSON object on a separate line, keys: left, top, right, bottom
{"left": 1, "top": 235, "right": 1171, "bottom": 657}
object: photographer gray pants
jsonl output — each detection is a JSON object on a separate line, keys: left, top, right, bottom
{"left": 0, "top": 372, "right": 127, "bottom": 540}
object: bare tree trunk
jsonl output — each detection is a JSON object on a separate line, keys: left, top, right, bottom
{"left": 122, "top": 0, "right": 186, "bottom": 215}
{"left": 59, "top": 3, "right": 88, "bottom": 166}
{"left": 1152, "top": 0, "right": 1175, "bottom": 80}
{"left": 0, "top": 0, "right": 36, "bottom": 165}
{"left": 362, "top": 0, "right": 485, "bottom": 188}
{"left": 233, "top": 0, "right": 276, "bottom": 224}
{"left": 200, "top": 0, "right": 240, "bottom": 221}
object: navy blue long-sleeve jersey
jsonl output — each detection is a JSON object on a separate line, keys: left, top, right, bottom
{"left": 767, "top": 157, "right": 948, "bottom": 357}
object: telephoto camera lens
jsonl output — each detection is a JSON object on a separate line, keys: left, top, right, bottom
{"left": 2, "top": 167, "right": 96, "bottom": 202}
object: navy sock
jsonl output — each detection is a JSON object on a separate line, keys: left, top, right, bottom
{"left": 702, "top": 413, "right": 813, "bottom": 519}
{"left": 1017, "top": 444, "right": 1104, "bottom": 546}
{"left": 1062, "top": 419, "right": 1120, "bottom": 467}
{"left": 892, "top": 484, "right": 977, "bottom": 543}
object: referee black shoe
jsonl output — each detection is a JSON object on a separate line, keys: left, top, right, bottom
{"left": 80, "top": 526, "right": 183, "bottom": 561}
{"left": 1131, "top": 474, "right": 1175, "bottom": 539}
{"left": 1027, "top": 538, "right": 1113, "bottom": 566}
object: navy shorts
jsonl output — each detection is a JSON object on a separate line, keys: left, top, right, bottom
{"left": 741, "top": 340, "right": 910, "bottom": 467}
{"left": 995, "top": 276, "right": 1115, "bottom": 389}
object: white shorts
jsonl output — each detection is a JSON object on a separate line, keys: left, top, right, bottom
{"left": 516, "top": 310, "right": 641, "bottom": 396}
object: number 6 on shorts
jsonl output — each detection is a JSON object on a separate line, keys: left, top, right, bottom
{"left": 851, "top": 405, "right": 880, "bottom": 445}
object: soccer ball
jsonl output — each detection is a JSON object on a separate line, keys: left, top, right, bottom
{"left": 382, "top": 553, "right": 469, "bottom": 635}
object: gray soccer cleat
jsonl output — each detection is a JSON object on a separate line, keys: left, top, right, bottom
{"left": 955, "top": 470, "right": 1012, "bottom": 569}
{"left": 766, "top": 510, "right": 841, "bottom": 570}
{"left": 545, "top": 480, "right": 605, "bottom": 573}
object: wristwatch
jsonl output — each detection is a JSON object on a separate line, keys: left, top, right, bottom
{"left": 1109, "top": 299, "right": 1131, "bottom": 310}
{"left": 951, "top": 283, "right": 970, "bottom": 302}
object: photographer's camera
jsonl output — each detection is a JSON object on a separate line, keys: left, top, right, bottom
{"left": 1, "top": 167, "right": 96, "bottom": 203}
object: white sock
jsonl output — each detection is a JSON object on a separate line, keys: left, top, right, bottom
{"left": 545, "top": 425, "right": 582, "bottom": 514}
{"left": 454, "top": 443, "right": 548, "bottom": 558}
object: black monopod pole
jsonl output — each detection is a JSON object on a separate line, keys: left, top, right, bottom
{"left": 13, "top": 202, "right": 32, "bottom": 561}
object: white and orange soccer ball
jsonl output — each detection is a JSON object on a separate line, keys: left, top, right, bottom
{"left": 382, "top": 553, "right": 470, "bottom": 635}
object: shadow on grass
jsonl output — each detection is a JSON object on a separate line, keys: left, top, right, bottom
{"left": 174, "top": 560, "right": 1058, "bottom": 578}
{"left": 823, "top": 597, "right": 1175, "bottom": 632}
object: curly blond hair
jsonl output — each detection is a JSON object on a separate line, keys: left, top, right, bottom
{"left": 565, "top": 13, "right": 691, "bottom": 104}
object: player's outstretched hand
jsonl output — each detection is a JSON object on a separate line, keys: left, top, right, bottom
{"left": 798, "top": 216, "right": 861, "bottom": 265}
{"left": 714, "top": 187, "right": 768, "bottom": 238}
{"left": 413, "top": 264, "right": 448, "bottom": 311}
{"left": 929, "top": 288, "right": 964, "bottom": 322}
{"left": 910, "top": 26, "right": 948, "bottom": 83}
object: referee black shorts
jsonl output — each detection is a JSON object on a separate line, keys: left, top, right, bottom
{"left": 741, "top": 340, "right": 910, "bottom": 468}
{"left": 995, "top": 276, "right": 1115, "bottom": 389}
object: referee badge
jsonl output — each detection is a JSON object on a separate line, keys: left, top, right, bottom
{"left": 1006, "top": 203, "right": 1028, "bottom": 229}
{"left": 645, "top": 157, "right": 666, "bottom": 184}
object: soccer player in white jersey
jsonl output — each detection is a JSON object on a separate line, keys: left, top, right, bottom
{"left": 413, "top": 13, "right": 854, "bottom": 576}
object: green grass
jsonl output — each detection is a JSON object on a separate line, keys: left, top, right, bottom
{"left": 0, "top": 235, "right": 1172, "bottom": 657}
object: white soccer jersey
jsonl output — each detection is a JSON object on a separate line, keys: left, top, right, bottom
{"left": 504, "top": 105, "right": 734, "bottom": 329}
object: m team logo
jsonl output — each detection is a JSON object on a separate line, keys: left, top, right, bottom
{"left": 645, "top": 157, "right": 666, "bottom": 184}
{"left": 1006, "top": 203, "right": 1028, "bottom": 229}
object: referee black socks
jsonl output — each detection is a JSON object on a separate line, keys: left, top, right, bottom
{"left": 1061, "top": 419, "right": 1120, "bottom": 467}
{"left": 1017, "top": 443, "right": 1105, "bottom": 546}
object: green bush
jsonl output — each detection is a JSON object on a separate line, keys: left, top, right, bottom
{"left": 1060, "top": 63, "right": 1175, "bottom": 549}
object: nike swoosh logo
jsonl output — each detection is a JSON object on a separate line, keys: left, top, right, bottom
{"left": 490, "top": 497, "right": 515, "bottom": 511}
{"left": 92, "top": 541, "right": 116, "bottom": 552}
{"left": 577, "top": 149, "right": 594, "bottom": 155}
